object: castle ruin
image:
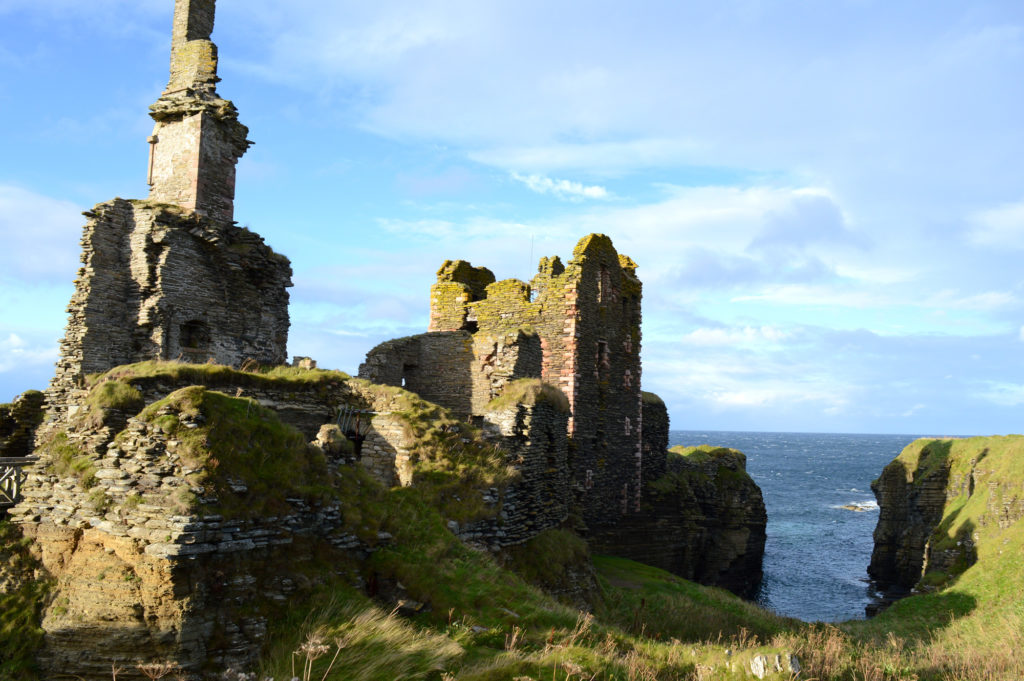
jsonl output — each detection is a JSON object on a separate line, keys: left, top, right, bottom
{"left": 360, "top": 234, "right": 669, "bottom": 537}
{"left": 48, "top": 0, "right": 292, "bottom": 417}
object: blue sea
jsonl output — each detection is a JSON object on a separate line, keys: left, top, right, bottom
{"left": 668, "top": 430, "right": 925, "bottom": 623}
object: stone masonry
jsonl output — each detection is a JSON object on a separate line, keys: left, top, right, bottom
{"left": 361, "top": 234, "right": 648, "bottom": 532}
{"left": 48, "top": 0, "right": 291, "bottom": 419}
{"left": 147, "top": 0, "right": 250, "bottom": 223}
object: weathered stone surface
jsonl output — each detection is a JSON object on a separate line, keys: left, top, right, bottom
{"left": 359, "top": 234, "right": 766, "bottom": 595}
{"left": 590, "top": 444, "right": 767, "bottom": 598}
{"left": 362, "top": 234, "right": 646, "bottom": 530}
{"left": 0, "top": 390, "right": 45, "bottom": 458}
{"left": 47, "top": 199, "right": 291, "bottom": 422}
{"left": 148, "top": 0, "right": 249, "bottom": 224}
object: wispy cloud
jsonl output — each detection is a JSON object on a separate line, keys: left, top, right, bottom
{"left": 0, "top": 185, "right": 82, "bottom": 280}
{"left": 679, "top": 326, "right": 789, "bottom": 347}
{"left": 510, "top": 172, "right": 608, "bottom": 201}
{"left": 0, "top": 333, "right": 57, "bottom": 374}
{"left": 967, "top": 199, "right": 1024, "bottom": 249}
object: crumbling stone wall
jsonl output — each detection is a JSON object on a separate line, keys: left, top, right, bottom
{"left": 364, "top": 234, "right": 645, "bottom": 531}
{"left": 0, "top": 390, "right": 45, "bottom": 458}
{"left": 9, "top": 407, "right": 370, "bottom": 680}
{"left": 640, "top": 393, "right": 669, "bottom": 488}
{"left": 48, "top": 0, "right": 290, "bottom": 421}
{"left": 49, "top": 200, "right": 291, "bottom": 419}
{"left": 358, "top": 332, "right": 475, "bottom": 417}
{"left": 456, "top": 398, "right": 572, "bottom": 549}
{"left": 148, "top": 0, "right": 249, "bottom": 224}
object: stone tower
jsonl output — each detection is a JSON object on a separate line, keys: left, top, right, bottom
{"left": 48, "top": 0, "right": 291, "bottom": 416}
{"left": 360, "top": 234, "right": 658, "bottom": 531}
{"left": 147, "top": 0, "right": 250, "bottom": 224}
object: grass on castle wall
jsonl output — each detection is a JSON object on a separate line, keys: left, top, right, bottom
{"left": 40, "top": 430, "right": 96, "bottom": 489}
{"left": 134, "top": 386, "right": 331, "bottom": 518}
{"left": 257, "top": 457, "right": 810, "bottom": 680}
{"left": 91, "top": 360, "right": 350, "bottom": 391}
{"left": 486, "top": 379, "right": 570, "bottom": 413}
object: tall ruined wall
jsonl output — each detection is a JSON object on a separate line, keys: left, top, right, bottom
{"left": 148, "top": 0, "right": 249, "bottom": 224}
{"left": 421, "top": 234, "right": 644, "bottom": 530}
{"left": 358, "top": 332, "right": 475, "bottom": 417}
{"left": 640, "top": 392, "right": 669, "bottom": 485}
{"left": 49, "top": 199, "right": 291, "bottom": 417}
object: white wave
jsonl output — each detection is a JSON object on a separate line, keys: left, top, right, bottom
{"left": 832, "top": 500, "right": 879, "bottom": 512}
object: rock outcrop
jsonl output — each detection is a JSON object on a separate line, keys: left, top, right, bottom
{"left": 589, "top": 445, "right": 767, "bottom": 598}
{"left": 869, "top": 435, "right": 1024, "bottom": 594}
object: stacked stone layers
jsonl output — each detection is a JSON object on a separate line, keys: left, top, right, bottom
{"left": 49, "top": 199, "right": 291, "bottom": 419}
{"left": 148, "top": 0, "right": 250, "bottom": 224}
{"left": 0, "top": 390, "right": 45, "bottom": 458}
{"left": 10, "top": 409, "right": 368, "bottom": 680}
{"left": 363, "top": 234, "right": 645, "bottom": 531}
{"left": 589, "top": 441, "right": 767, "bottom": 598}
{"left": 869, "top": 437, "right": 1024, "bottom": 592}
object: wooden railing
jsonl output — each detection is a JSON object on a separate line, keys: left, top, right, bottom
{"left": 0, "top": 457, "right": 35, "bottom": 508}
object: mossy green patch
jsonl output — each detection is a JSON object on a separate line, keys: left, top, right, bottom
{"left": 92, "top": 359, "right": 350, "bottom": 391}
{"left": 136, "top": 386, "right": 330, "bottom": 518}
{"left": 42, "top": 430, "right": 96, "bottom": 488}
{"left": 486, "top": 378, "right": 570, "bottom": 414}
{"left": 503, "top": 528, "right": 589, "bottom": 588}
{"left": 85, "top": 379, "right": 144, "bottom": 413}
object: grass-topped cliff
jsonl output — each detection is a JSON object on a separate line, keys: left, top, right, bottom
{"left": 3, "top": 364, "right": 1024, "bottom": 679}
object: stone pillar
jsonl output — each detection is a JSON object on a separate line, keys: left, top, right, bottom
{"left": 148, "top": 0, "right": 250, "bottom": 225}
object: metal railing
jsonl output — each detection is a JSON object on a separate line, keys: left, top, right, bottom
{"left": 0, "top": 457, "right": 36, "bottom": 508}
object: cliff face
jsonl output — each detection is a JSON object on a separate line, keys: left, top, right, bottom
{"left": 590, "top": 445, "right": 767, "bottom": 598}
{"left": 869, "top": 436, "right": 1024, "bottom": 593}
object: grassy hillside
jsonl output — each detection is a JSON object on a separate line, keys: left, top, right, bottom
{"left": 4, "top": 365, "right": 1023, "bottom": 680}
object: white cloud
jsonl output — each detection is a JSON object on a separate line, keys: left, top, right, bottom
{"left": 472, "top": 138, "right": 703, "bottom": 174}
{"left": 975, "top": 382, "right": 1024, "bottom": 407}
{"left": 510, "top": 173, "right": 608, "bottom": 201}
{"left": 0, "top": 185, "right": 82, "bottom": 280}
{"left": 680, "top": 326, "right": 788, "bottom": 347}
{"left": 967, "top": 200, "right": 1024, "bottom": 250}
{"left": 902, "top": 403, "right": 926, "bottom": 418}
{"left": 0, "top": 333, "right": 57, "bottom": 374}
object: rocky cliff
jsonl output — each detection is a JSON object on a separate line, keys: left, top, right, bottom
{"left": 869, "top": 435, "right": 1024, "bottom": 594}
{"left": 589, "top": 445, "right": 767, "bottom": 598}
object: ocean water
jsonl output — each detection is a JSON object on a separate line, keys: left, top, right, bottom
{"left": 668, "top": 430, "right": 923, "bottom": 623}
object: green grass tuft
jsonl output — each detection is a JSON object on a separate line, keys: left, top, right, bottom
{"left": 487, "top": 379, "right": 570, "bottom": 414}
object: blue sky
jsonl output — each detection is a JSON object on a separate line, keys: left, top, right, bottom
{"left": 2, "top": 0, "right": 1023, "bottom": 435}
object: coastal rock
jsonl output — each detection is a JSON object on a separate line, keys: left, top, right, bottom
{"left": 589, "top": 442, "right": 767, "bottom": 598}
{"left": 869, "top": 435, "right": 1024, "bottom": 594}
